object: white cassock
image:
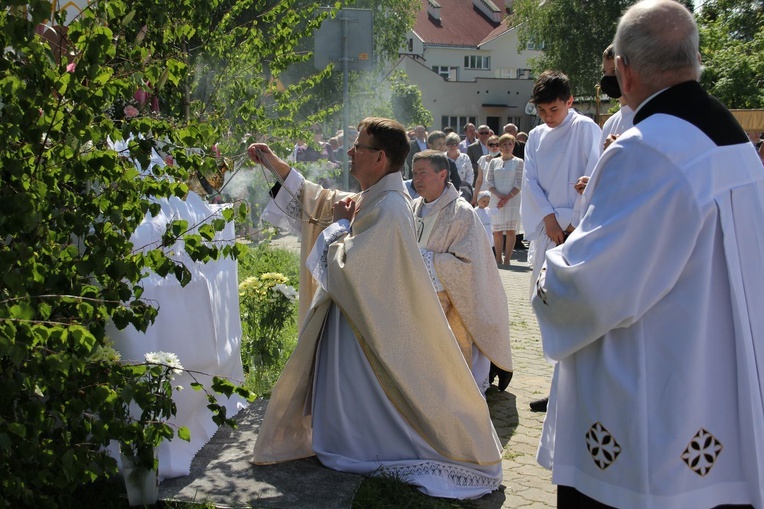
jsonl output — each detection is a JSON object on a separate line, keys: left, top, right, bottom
{"left": 257, "top": 170, "right": 503, "bottom": 499}
{"left": 520, "top": 110, "right": 601, "bottom": 298}
{"left": 599, "top": 104, "right": 635, "bottom": 150}
{"left": 532, "top": 81, "right": 764, "bottom": 509}
{"left": 580, "top": 106, "right": 636, "bottom": 214}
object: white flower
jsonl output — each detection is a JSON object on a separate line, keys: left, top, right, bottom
{"left": 273, "top": 283, "right": 298, "bottom": 302}
{"left": 144, "top": 351, "right": 184, "bottom": 374}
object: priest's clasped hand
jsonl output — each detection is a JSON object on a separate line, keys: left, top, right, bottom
{"left": 333, "top": 197, "right": 356, "bottom": 223}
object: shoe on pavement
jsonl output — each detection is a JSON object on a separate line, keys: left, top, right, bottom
{"left": 497, "top": 370, "right": 513, "bottom": 392}
{"left": 529, "top": 396, "right": 548, "bottom": 412}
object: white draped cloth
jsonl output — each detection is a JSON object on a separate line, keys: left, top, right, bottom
{"left": 532, "top": 88, "right": 764, "bottom": 508}
{"left": 109, "top": 193, "right": 247, "bottom": 480}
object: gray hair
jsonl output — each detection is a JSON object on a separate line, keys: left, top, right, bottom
{"left": 445, "top": 132, "right": 461, "bottom": 146}
{"left": 614, "top": 0, "right": 700, "bottom": 87}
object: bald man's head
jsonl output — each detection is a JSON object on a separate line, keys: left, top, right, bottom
{"left": 614, "top": 0, "right": 700, "bottom": 91}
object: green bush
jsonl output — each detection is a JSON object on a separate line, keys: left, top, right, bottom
{"left": 237, "top": 241, "right": 300, "bottom": 398}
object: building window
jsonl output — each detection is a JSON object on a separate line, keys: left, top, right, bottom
{"left": 463, "top": 55, "right": 491, "bottom": 70}
{"left": 498, "top": 68, "right": 515, "bottom": 79}
{"left": 441, "top": 116, "right": 478, "bottom": 133}
{"left": 526, "top": 40, "right": 545, "bottom": 50}
{"left": 432, "top": 66, "right": 458, "bottom": 81}
{"left": 408, "top": 38, "right": 413, "bottom": 52}
{"left": 507, "top": 116, "right": 521, "bottom": 126}
{"left": 517, "top": 68, "right": 532, "bottom": 79}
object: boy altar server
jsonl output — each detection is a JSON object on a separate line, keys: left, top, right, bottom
{"left": 520, "top": 70, "right": 602, "bottom": 412}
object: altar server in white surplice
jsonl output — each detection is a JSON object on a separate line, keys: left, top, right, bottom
{"left": 520, "top": 71, "right": 602, "bottom": 301}
{"left": 248, "top": 118, "right": 503, "bottom": 500}
{"left": 532, "top": 2, "right": 764, "bottom": 508}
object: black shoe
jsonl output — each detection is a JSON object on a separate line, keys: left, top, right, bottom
{"left": 529, "top": 397, "right": 548, "bottom": 412}
{"left": 488, "top": 364, "right": 498, "bottom": 385}
{"left": 497, "top": 370, "right": 513, "bottom": 392}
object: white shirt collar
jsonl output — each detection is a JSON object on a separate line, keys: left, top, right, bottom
{"left": 633, "top": 87, "right": 669, "bottom": 117}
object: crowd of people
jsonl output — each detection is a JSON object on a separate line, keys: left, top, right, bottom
{"left": 246, "top": 1, "right": 763, "bottom": 507}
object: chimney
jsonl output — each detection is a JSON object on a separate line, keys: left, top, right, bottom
{"left": 427, "top": 0, "right": 441, "bottom": 22}
{"left": 472, "top": 0, "right": 503, "bottom": 23}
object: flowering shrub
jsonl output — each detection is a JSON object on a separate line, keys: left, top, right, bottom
{"left": 239, "top": 272, "right": 298, "bottom": 371}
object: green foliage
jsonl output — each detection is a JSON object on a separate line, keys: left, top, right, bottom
{"left": 239, "top": 272, "right": 297, "bottom": 371}
{"left": 116, "top": 352, "right": 185, "bottom": 470}
{"left": 697, "top": 0, "right": 764, "bottom": 108}
{"left": 512, "top": 0, "right": 763, "bottom": 109}
{"left": 390, "top": 70, "right": 434, "bottom": 128}
{"left": 237, "top": 241, "right": 299, "bottom": 397}
{"left": 512, "top": 0, "right": 635, "bottom": 97}
{"left": 0, "top": 0, "right": 329, "bottom": 506}
{"left": 290, "top": 0, "right": 421, "bottom": 137}
{"left": 346, "top": 0, "right": 421, "bottom": 63}
{"left": 353, "top": 474, "right": 480, "bottom": 508}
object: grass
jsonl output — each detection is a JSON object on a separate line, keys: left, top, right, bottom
{"left": 352, "top": 475, "right": 481, "bottom": 509}
{"left": 74, "top": 477, "right": 218, "bottom": 508}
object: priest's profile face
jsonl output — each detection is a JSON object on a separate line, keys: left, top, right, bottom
{"left": 348, "top": 129, "right": 386, "bottom": 190}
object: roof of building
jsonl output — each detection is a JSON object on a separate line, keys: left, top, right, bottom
{"left": 412, "top": 0, "right": 514, "bottom": 48}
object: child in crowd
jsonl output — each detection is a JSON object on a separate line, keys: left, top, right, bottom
{"left": 474, "top": 190, "right": 494, "bottom": 251}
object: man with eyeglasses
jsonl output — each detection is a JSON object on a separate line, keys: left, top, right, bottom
{"left": 467, "top": 125, "right": 493, "bottom": 186}
{"left": 248, "top": 117, "right": 504, "bottom": 499}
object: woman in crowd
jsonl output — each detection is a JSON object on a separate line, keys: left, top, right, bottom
{"left": 486, "top": 134, "right": 523, "bottom": 266}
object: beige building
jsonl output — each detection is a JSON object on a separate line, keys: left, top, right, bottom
{"left": 391, "top": 0, "right": 614, "bottom": 134}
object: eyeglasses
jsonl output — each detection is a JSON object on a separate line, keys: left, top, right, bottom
{"left": 478, "top": 131, "right": 490, "bottom": 135}
{"left": 487, "top": 143, "right": 499, "bottom": 147}
{"left": 352, "top": 142, "right": 381, "bottom": 152}
{"left": 446, "top": 143, "right": 458, "bottom": 147}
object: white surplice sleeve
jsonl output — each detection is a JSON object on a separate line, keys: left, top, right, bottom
{"left": 260, "top": 169, "right": 306, "bottom": 234}
{"left": 305, "top": 219, "right": 350, "bottom": 291}
{"left": 418, "top": 248, "right": 445, "bottom": 292}
{"left": 521, "top": 133, "right": 555, "bottom": 239}
{"left": 531, "top": 138, "right": 703, "bottom": 361}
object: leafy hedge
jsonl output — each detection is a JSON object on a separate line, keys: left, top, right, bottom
{"left": 0, "top": 0, "right": 334, "bottom": 506}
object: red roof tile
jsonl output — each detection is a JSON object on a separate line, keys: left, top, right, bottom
{"left": 412, "top": 0, "right": 509, "bottom": 47}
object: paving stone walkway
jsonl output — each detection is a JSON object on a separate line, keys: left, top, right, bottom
{"left": 159, "top": 239, "right": 555, "bottom": 508}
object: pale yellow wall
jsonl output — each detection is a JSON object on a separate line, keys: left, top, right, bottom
{"left": 393, "top": 27, "right": 543, "bottom": 133}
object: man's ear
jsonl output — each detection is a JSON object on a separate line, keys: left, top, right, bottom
{"left": 565, "top": 96, "right": 574, "bottom": 108}
{"left": 615, "top": 55, "right": 632, "bottom": 95}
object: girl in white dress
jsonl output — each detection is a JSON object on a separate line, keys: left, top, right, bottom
{"left": 472, "top": 135, "right": 501, "bottom": 204}
{"left": 486, "top": 134, "right": 523, "bottom": 266}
